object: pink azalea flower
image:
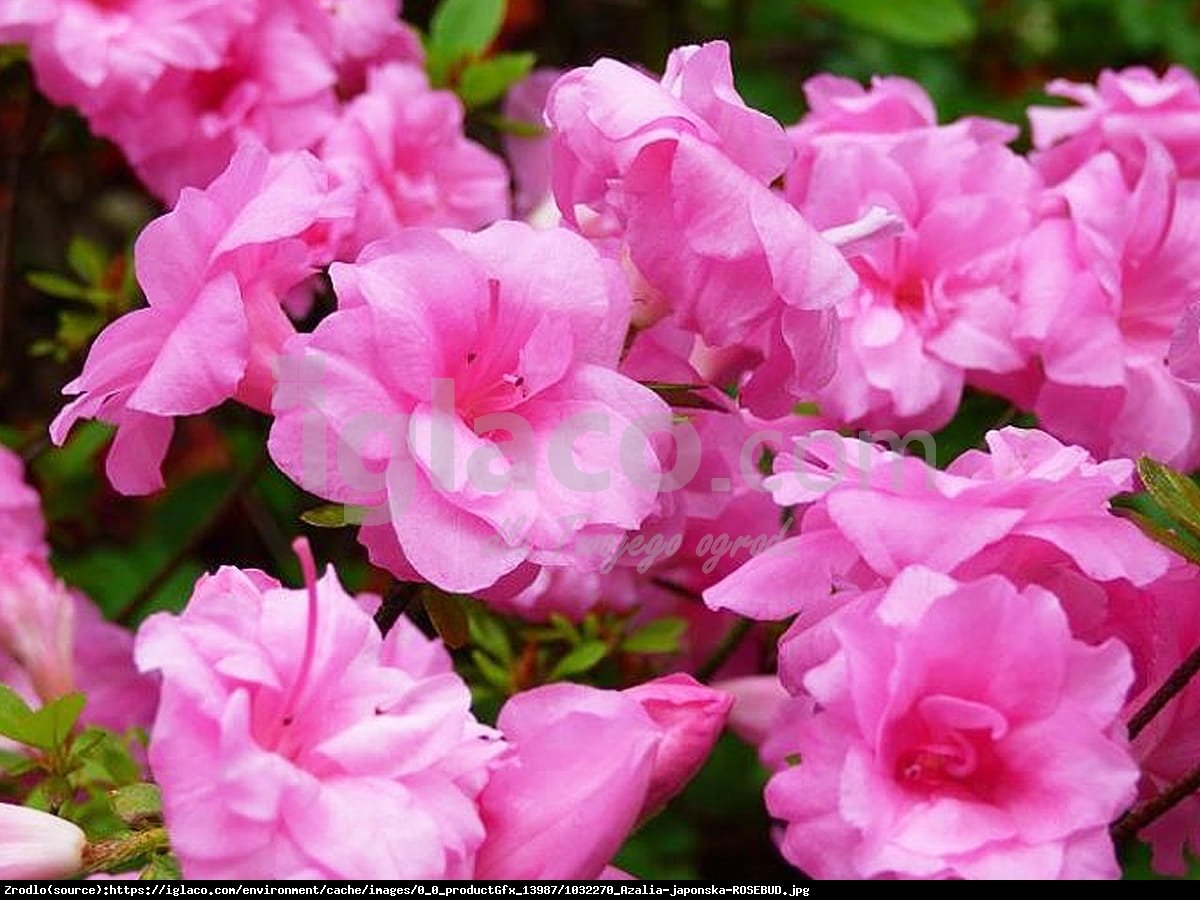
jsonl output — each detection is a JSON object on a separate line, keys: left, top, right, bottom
{"left": 503, "top": 68, "right": 563, "bottom": 219}
{"left": 137, "top": 542, "right": 727, "bottom": 878}
{"left": 706, "top": 428, "right": 1173, "bottom": 689}
{"left": 1124, "top": 563, "right": 1200, "bottom": 875}
{"left": 0, "top": 804, "right": 85, "bottom": 879}
{"left": 476, "top": 674, "right": 730, "bottom": 878}
{"left": 545, "top": 42, "right": 858, "bottom": 417}
{"left": 320, "top": 63, "right": 511, "bottom": 254}
{"left": 269, "top": 223, "right": 672, "bottom": 594}
{"left": 135, "top": 545, "right": 505, "bottom": 878}
{"left": 0, "top": 445, "right": 47, "bottom": 559}
{"left": 3, "top": 0, "right": 250, "bottom": 115}
{"left": 290, "top": 0, "right": 422, "bottom": 93}
{"left": 1030, "top": 66, "right": 1200, "bottom": 185}
{"left": 763, "top": 567, "right": 1138, "bottom": 879}
{"left": 51, "top": 142, "right": 351, "bottom": 495}
{"left": 95, "top": 6, "right": 339, "bottom": 202}
{"left": 1013, "top": 141, "right": 1200, "bottom": 469}
{"left": 784, "top": 77, "right": 1038, "bottom": 431}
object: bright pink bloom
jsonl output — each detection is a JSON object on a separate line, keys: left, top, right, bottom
{"left": 320, "top": 63, "right": 511, "bottom": 253}
{"left": 764, "top": 567, "right": 1137, "bottom": 879}
{"left": 504, "top": 68, "right": 562, "bottom": 219}
{"left": 51, "top": 143, "right": 350, "bottom": 495}
{"left": 269, "top": 223, "right": 671, "bottom": 594}
{"left": 96, "top": 6, "right": 339, "bottom": 201}
{"left": 0, "top": 445, "right": 47, "bottom": 559}
{"left": 0, "top": 804, "right": 85, "bottom": 879}
{"left": 546, "top": 42, "right": 857, "bottom": 417}
{"left": 1012, "top": 142, "right": 1200, "bottom": 469}
{"left": 2, "top": 0, "right": 250, "bottom": 115}
{"left": 1030, "top": 66, "right": 1200, "bottom": 185}
{"left": 706, "top": 428, "right": 1173, "bottom": 678}
{"left": 784, "top": 77, "right": 1038, "bottom": 431}
{"left": 475, "top": 674, "right": 730, "bottom": 878}
{"left": 291, "top": 0, "right": 422, "bottom": 92}
{"left": 135, "top": 548, "right": 504, "bottom": 879}
{"left": 715, "top": 675, "right": 789, "bottom": 747}
{"left": 1124, "top": 563, "right": 1200, "bottom": 874}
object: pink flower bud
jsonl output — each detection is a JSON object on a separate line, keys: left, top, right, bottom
{"left": 0, "top": 804, "right": 85, "bottom": 879}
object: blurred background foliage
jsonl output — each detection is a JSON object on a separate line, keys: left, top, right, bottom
{"left": 2, "top": 0, "right": 1200, "bottom": 880}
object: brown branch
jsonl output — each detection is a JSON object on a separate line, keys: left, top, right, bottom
{"left": 1112, "top": 761, "right": 1200, "bottom": 845}
{"left": 1127, "top": 641, "right": 1200, "bottom": 740}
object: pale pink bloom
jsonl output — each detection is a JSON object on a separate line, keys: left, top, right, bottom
{"left": 0, "top": 445, "right": 47, "bottom": 559}
{"left": 0, "top": 804, "right": 85, "bottom": 879}
{"left": 714, "top": 675, "right": 789, "bottom": 747}
{"left": 504, "top": 68, "right": 562, "bottom": 218}
{"left": 3, "top": 0, "right": 250, "bottom": 115}
{"left": 1124, "top": 563, "right": 1200, "bottom": 875}
{"left": 52, "top": 143, "right": 351, "bottom": 495}
{"left": 95, "top": 7, "right": 339, "bottom": 202}
{"left": 764, "top": 567, "right": 1137, "bottom": 879}
{"left": 785, "top": 79, "right": 1038, "bottom": 431}
{"left": 475, "top": 674, "right": 730, "bottom": 878}
{"left": 291, "top": 0, "right": 421, "bottom": 93}
{"left": 706, "top": 428, "right": 1173, "bottom": 680}
{"left": 0, "top": 555, "right": 157, "bottom": 739}
{"left": 135, "top": 547, "right": 504, "bottom": 879}
{"left": 320, "top": 63, "right": 511, "bottom": 253}
{"left": 546, "top": 42, "right": 857, "bottom": 416}
{"left": 1012, "top": 142, "right": 1200, "bottom": 469}
{"left": 269, "top": 223, "right": 671, "bottom": 594}
{"left": 1030, "top": 66, "right": 1200, "bottom": 185}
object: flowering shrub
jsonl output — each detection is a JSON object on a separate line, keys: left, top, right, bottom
{"left": 4, "top": 0, "right": 1200, "bottom": 882}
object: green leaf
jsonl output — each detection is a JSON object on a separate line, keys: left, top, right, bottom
{"left": 641, "top": 382, "right": 729, "bottom": 412}
{"left": 471, "top": 650, "right": 512, "bottom": 692}
{"left": 1137, "top": 457, "right": 1200, "bottom": 541}
{"left": 110, "top": 783, "right": 162, "bottom": 827}
{"left": 0, "top": 687, "right": 85, "bottom": 751}
{"left": 548, "top": 613, "right": 581, "bottom": 645}
{"left": 140, "top": 855, "right": 182, "bottom": 881}
{"left": 26, "top": 271, "right": 108, "bottom": 303}
{"left": 458, "top": 52, "right": 535, "bottom": 108}
{"left": 467, "top": 606, "right": 513, "bottom": 662}
{"left": 806, "top": 0, "right": 976, "bottom": 47}
{"left": 429, "top": 0, "right": 506, "bottom": 60}
{"left": 481, "top": 114, "right": 547, "bottom": 138}
{"left": 300, "top": 504, "right": 365, "bottom": 528}
{"left": 548, "top": 640, "right": 608, "bottom": 680}
{"left": 623, "top": 617, "right": 688, "bottom": 655}
{"left": 67, "top": 237, "right": 108, "bottom": 285}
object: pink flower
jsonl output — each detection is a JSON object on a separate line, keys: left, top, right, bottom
{"left": 546, "top": 42, "right": 857, "bottom": 417}
{"left": 95, "top": 6, "right": 339, "bottom": 202}
{"left": 475, "top": 674, "right": 730, "bottom": 878}
{"left": 51, "top": 142, "right": 350, "bottom": 495}
{"left": 1030, "top": 66, "right": 1200, "bottom": 185}
{"left": 0, "top": 445, "right": 47, "bottom": 559}
{"left": 269, "top": 223, "right": 671, "bottom": 594}
{"left": 137, "top": 542, "right": 727, "bottom": 878}
{"left": 763, "top": 567, "right": 1138, "bottom": 879}
{"left": 1124, "top": 563, "right": 1200, "bottom": 874}
{"left": 784, "top": 77, "right": 1038, "bottom": 431}
{"left": 0, "top": 803, "right": 85, "bottom": 879}
{"left": 135, "top": 545, "right": 504, "bottom": 878}
{"left": 503, "top": 68, "right": 562, "bottom": 219}
{"left": 291, "top": 0, "right": 422, "bottom": 93}
{"left": 706, "top": 428, "right": 1173, "bottom": 682}
{"left": 4, "top": 0, "right": 250, "bottom": 115}
{"left": 320, "top": 63, "right": 511, "bottom": 253}
{"left": 1013, "top": 141, "right": 1200, "bottom": 469}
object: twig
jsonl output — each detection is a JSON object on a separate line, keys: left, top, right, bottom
{"left": 696, "top": 617, "right": 754, "bottom": 683}
{"left": 237, "top": 487, "right": 294, "bottom": 575}
{"left": 1127, "top": 642, "right": 1200, "bottom": 740}
{"left": 1111, "top": 761, "right": 1200, "bottom": 845}
{"left": 374, "top": 582, "right": 420, "bottom": 637}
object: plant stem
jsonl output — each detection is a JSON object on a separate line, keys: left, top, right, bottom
{"left": 696, "top": 617, "right": 754, "bottom": 683}
{"left": 374, "top": 582, "right": 419, "bottom": 637}
{"left": 81, "top": 827, "right": 168, "bottom": 874}
{"left": 1127, "top": 641, "right": 1200, "bottom": 740}
{"left": 1111, "top": 761, "right": 1200, "bottom": 846}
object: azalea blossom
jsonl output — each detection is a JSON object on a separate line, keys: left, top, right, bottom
{"left": 269, "top": 222, "right": 671, "bottom": 594}
{"left": 0, "top": 804, "right": 86, "bottom": 879}
{"left": 763, "top": 567, "right": 1138, "bottom": 879}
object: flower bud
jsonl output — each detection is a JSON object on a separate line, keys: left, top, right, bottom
{"left": 0, "top": 804, "right": 85, "bottom": 879}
